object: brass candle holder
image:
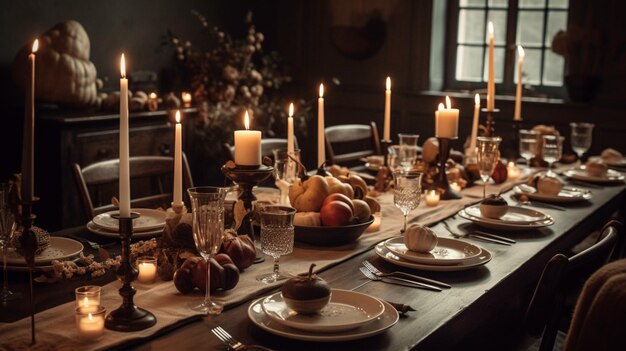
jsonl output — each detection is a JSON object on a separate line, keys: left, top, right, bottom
{"left": 375, "top": 139, "right": 394, "bottom": 192}
{"left": 433, "top": 137, "right": 462, "bottom": 200}
{"left": 105, "top": 213, "right": 156, "bottom": 332}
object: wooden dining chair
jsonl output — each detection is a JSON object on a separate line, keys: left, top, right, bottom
{"left": 325, "top": 121, "right": 381, "bottom": 169}
{"left": 522, "top": 220, "right": 621, "bottom": 351}
{"left": 72, "top": 154, "right": 194, "bottom": 222}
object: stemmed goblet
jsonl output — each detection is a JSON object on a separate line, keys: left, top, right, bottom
{"left": 272, "top": 148, "right": 300, "bottom": 205}
{"left": 393, "top": 170, "right": 423, "bottom": 233}
{"left": 477, "top": 136, "right": 502, "bottom": 199}
{"left": 256, "top": 205, "right": 296, "bottom": 284}
{"left": 570, "top": 123, "right": 594, "bottom": 161}
{"left": 1, "top": 183, "right": 20, "bottom": 302}
{"left": 542, "top": 135, "right": 564, "bottom": 177}
{"left": 398, "top": 134, "right": 420, "bottom": 171}
{"left": 519, "top": 129, "right": 539, "bottom": 166}
{"left": 187, "top": 186, "right": 229, "bottom": 315}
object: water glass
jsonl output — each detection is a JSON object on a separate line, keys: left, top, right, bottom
{"left": 542, "top": 135, "right": 564, "bottom": 176}
{"left": 75, "top": 285, "right": 101, "bottom": 313}
{"left": 273, "top": 148, "right": 300, "bottom": 204}
{"left": 477, "top": 137, "right": 502, "bottom": 199}
{"left": 570, "top": 122, "right": 594, "bottom": 160}
{"left": 0, "top": 182, "right": 19, "bottom": 302}
{"left": 398, "top": 134, "right": 420, "bottom": 171}
{"left": 187, "top": 186, "right": 229, "bottom": 315}
{"left": 393, "top": 170, "right": 423, "bottom": 233}
{"left": 257, "top": 206, "right": 296, "bottom": 284}
{"left": 387, "top": 145, "right": 402, "bottom": 171}
{"left": 519, "top": 129, "right": 539, "bottom": 166}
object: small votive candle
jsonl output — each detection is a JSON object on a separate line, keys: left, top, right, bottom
{"left": 507, "top": 161, "right": 521, "bottom": 180}
{"left": 425, "top": 190, "right": 440, "bottom": 206}
{"left": 76, "top": 306, "right": 106, "bottom": 341}
{"left": 75, "top": 286, "right": 101, "bottom": 313}
{"left": 136, "top": 256, "right": 157, "bottom": 284}
{"left": 181, "top": 92, "right": 192, "bottom": 107}
{"left": 148, "top": 92, "right": 158, "bottom": 112}
{"left": 450, "top": 182, "right": 462, "bottom": 193}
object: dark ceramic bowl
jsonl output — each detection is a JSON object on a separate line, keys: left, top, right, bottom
{"left": 294, "top": 216, "right": 374, "bottom": 246}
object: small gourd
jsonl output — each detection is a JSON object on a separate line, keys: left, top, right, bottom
{"left": 537, "top": 175, "right": 563, "bottom": 195}
{"left": 404, "top": 224, "right": 437, "bottom": 253}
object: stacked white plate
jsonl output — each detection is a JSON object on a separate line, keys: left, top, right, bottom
{"left": 247, "top": 289, "right": 399, "bottom": 341}
{"left": 564, "top": 166, "right": 625, "bottom": 184}
{"left": 5, "top": 237, "right": 84, "bottom": 271}
{"left": 87, "top": 208, "right": 166, "bottom": 238}
{"left": 513, "top": 185, "right": 591, "bottom": 203}
{"left": 458, "top": 205, "right": 554, "bottom": 231}
{"left": 375, "top": 237, "right": 492, "bottom": 271}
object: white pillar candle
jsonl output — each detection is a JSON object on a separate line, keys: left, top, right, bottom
{"left": 435, "top": 96, "right": 459, "bottom": 139}
{"left": 514, "top": 45, "right": 525, "bottom": 121}
{"left": 76, "top": 309, "right": 105, "bottom": 341}
{"left": 173, "top": 110, "right": 183, "bottom": 208}
{"left": 137, "top": 257, "right": 157, "bottom": 284}
{"left": 21, "top": 39, "right": 38, "bottom": 204}
{"left": 317, "top": 84, "right": 325, "bottom": 166}
{"left": 487, "top": 22, "right": 495, "bottom": 111}
{"left": 234, "top": 110, "right": 262, "bottom": 166}
{"left": 425, "top": 190, "right": 440, "bottom": 206}
{"left": 384, "top": 77, "right": 391, "bottom": 140}
{"left": 469, "top": 94, "right": 480, "bottom": 152}
{"left": 119, "top": 54, "right": 131, "bottom": 217}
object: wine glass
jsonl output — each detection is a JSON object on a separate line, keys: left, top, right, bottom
{"left": 542, "top": 135, "right": 564, "bottom": 177}
{"left": 570, "top": 123, "right": 594, "bottom": 161}
{"left": 1, "top": 182, "right": 19, "bottom": 302}
{"left": 393, "top": 170, "right": 423, "bottom": 233}
{"left": 398, "top": 134, "right": 420, "bottom": 171}
{"left": 477, "top": 137, "right": 502, "bottom": 199}
{"left": 187, "top": 186, "right": 229, "bottom": 315}
{"left": 256, "top": 205, "right": 296, "bottom": 284}
{"left": 519, "top": 129, "right": 539, "bottom": 166}
{"left": 272, "top": 148, "right": 300, "bottom": 205}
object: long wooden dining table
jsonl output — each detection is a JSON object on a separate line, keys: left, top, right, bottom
{"left": 2, "top": 178, "right": 625, "bottom": 351}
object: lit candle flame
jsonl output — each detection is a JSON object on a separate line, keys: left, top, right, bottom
{"left": 438, "top": 103, "right": 444, "bottom": 111}
{"left": 445, "top": 96, "right": 451, "bottom": 109}
{"left": 386, "top": 76, "right": 391, "bottom": 91}
{"left": 120, "top": 53, "right": 126, "bottom": 78}
{"left": 488, "top": 21, "right": 494, "bottom": 39}
{"left": 288, "top": 103, "right": 294, "bottom": 117}
{"left": 517, "top": 45, "right": 525, "bottom": 58}
{"left": 244, "top": 110, "right": 250, "bottom": 130}
{"left": 88, "top": 313, "right": 93, "bottom": 321}
{"left": 149, "top": 92, "right": 157, "bottom": 99}
{"left": 175, "top": 110, "right": 181, "bottom": 123}
{"left": 319, "top": 83, "right": 324, "bottom": 98}
{"left": 475, "top": 93, "right": 480, "bottom": 105}
{"left": 83, "top": 297, "right": 88, "bottom": 307}
{"left": 32, "top": 39, "right": 39, "bottom": 53}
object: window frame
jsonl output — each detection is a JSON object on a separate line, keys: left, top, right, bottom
{"left": 444, "top": 0, "right": 567, "bottom": 98}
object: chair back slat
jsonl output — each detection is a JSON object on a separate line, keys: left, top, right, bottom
{"left": 325, "top": 122, "right": 381, "bottom": 166}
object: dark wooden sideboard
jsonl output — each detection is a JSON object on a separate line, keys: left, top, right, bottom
{"left": 34, "top": 108, "right": 197, "bottom": 230}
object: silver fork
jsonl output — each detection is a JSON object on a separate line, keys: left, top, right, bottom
{"left": 441, "top": 221, "right": 514, "bottom": 245}
{"left": 362, "top": 260, "right": 451, "bottom": 289}
{"left": 359, "top": 267, "right": 441, "bottom": 291}
{"left": 212, "top": 326, "right": 273, "bottom": 351}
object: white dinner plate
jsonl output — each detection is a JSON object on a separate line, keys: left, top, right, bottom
{"left": 5, "top": 237, "right": 83, "bottom": 266}
{"left": 248, "top": 295, "right": 398, "bottom": 342}
{"left": 375, "top": 242, "right": 491, "bottom": 271}
{"left": 86, "top": 221, "right": 163, "bottom": 238}
{"left": 564, "top": 167, "right": 625, "bottom": 184}
{"left": 384, "top": 237, "right": 482, "bottom": 266}
{"left": 604, "top": 158, "right": 626, "bottom": 168}
{"left": 513, "top": 185, "right": 592, "bottom": 203}
{"left": 458, "top": 208, "right": 554, "bottom": 231}
{"left": 261, "top": 289, "right": 385, "bottom": 332}
{"left": 92, "top": 208, "right": 166, "bottom": 231}
{"left": 464, "top": 205, "right": 550, "bottom": 225}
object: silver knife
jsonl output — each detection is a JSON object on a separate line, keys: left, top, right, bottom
{"left": 381, "top": 276, "right": 442, "bottom": 291}
{"left": 467, "top": 233, "right": 512, "bottom": 246}
{"left": 473, "top": 230, "right": 516, "bottom": 244}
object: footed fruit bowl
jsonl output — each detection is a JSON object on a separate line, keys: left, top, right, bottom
{"left": 294, "top": 216, "right": 374, "bottom": 246}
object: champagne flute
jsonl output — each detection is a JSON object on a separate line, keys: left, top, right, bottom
{"left": 272, "top": 148, "right": 300, "bottom": 205}
{"left": 477, "top": 137, "right": 502, "bottom": 199}
{"left": 187, "top": 186, "right": 228, "bottom": 315}
{"left": 542, "top": 135, "right": 564, "bottom": 177}
{"left": 0, "top": 183, "right": 19, "bottom": 302}
{"left": 519, "top": 129, "right": 539, "bottom": 166}
{"left": 570, "top": 123, "right": 594, "bottom": 161}
{"left": 393, "top": 170, "right": 423, "bottom": 233}
{"left": 256, "top": 205, "right": 296, "bottom": 284}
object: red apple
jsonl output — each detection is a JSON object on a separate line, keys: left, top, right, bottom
{"left": 322, "top": 193, "right": 354, "bottom": 212}
{"left": 320, "top": 200, "right": 354, "bottom": 226}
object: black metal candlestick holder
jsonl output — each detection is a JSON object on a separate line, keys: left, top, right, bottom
{"left": 221, "top": 163, "right": 274, "bottom": 263}
{"left": 481, "top": 108, "right": 500, "bottom": 137}
{"left": 105, "top": 213, "right": 156, "bottom": 332}
{"left": 509, "top": 119, "right": 523, "bottom": 161}
{"left": 434, "top": 137, "right": 462, "bottom": 200}
{"left": 375, "top": 139, "right": 394, "bottom": 192}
